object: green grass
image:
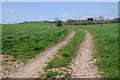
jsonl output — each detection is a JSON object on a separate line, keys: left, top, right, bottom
{"left": 44, "top": 70, "right": 57, "bottom": 78}
{"left": 0, "top": 24, "right": 2, "bottom": 53}
{"left": 2, "top": 22, "right": 118, "bottom": 78}
{"left": 43, "top": 26, "right": 85, "bottom": 77}
{"left": 2, "top": 22, "right": 68, "bottom": 62}
{"left": 82, "top": 23, "right": 118, "bottom": 78}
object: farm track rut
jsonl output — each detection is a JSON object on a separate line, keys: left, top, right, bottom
{"left": 5, "top": 29, "right": 76, "bottom": 78}
{"left": 69, "top": 30, "right": 100, "bottom": 78}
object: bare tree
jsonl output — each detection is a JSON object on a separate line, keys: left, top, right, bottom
{"left": 55, "top": 17, "right": 59, "bottom": 21}
{"left": 97, "top": 16, "right": 104, "bottom": 21}
{"left": 67, "top": 19, "right": 73, "bottom": 25}
{"left": 97, "top": 16, "right": 104, "bottom": 28}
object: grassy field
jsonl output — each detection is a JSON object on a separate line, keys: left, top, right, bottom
{"left": 2, "top": 22, "right": 68, "bottom": 62}
{"left": 42, "top": 23, "right": 118, "bottom": 78}
{"left": 2, "top": 22, "right": 118, "bottom": 78}
{"left": 42, "top": 26, "right": 85, "bottom": 78}
{"left": 81, "top": 23, "right": 118, "bottom": 78}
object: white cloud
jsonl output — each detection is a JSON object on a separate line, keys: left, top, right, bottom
{"left": 61, "top": 14, "right": 77, "bottom": 20}
{"left": 81, "top": 16, "right": 91, "bottom": 20}
{"left": 3, "top": 8, "right": 15, "bottom": 13}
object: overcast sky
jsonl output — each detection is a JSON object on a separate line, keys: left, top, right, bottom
{"left": 2, "top": 2, "right": 118, "bottom": 23}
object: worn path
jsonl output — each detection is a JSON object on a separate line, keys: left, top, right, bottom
{"left": 6, "top": 29, "right": 76, "bottom": 78}
{"left": 70, "top": 31, "right": 100, "bottom": 78}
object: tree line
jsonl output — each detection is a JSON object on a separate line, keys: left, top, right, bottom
{"left": 54, "top": 17, "right": 120, "bottom": 27}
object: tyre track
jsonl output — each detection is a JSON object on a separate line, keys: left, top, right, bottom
{"left": 69, "top": 30, "right": 100, "bottom": 78}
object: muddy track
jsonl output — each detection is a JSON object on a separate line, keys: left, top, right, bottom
{"left": 69, "top": 30, "right": 100, "bottom": 78}
{"left": 5, "top": 29, "right": 76, "bottom": 78}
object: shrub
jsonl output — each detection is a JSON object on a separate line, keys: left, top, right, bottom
{"left": 55, "top": 20, "right": 62, "bottom": 27}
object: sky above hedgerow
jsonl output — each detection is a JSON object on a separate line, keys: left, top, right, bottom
{"left": 2, "top": 2, "right": 118, "bottom": 23}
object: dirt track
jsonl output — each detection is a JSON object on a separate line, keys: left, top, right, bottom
{"left": 0, "top": 54, "right": 2, "bottom": 79}
{"left": 69, "top": 31, "right": 100, "bottom": 78}
{"left": 5, "top": 29, "right": 76, "bottom": 78}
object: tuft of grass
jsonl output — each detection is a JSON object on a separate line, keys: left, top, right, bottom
{"left": 44, "top": 70, "right": 57, "bottom": 78}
